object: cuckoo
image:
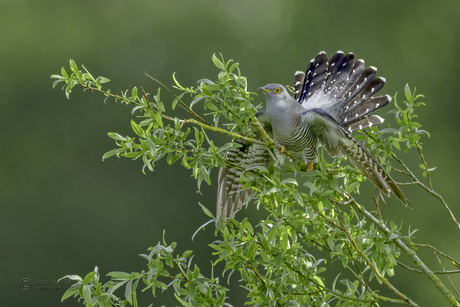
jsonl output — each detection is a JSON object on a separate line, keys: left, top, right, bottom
{"left": 216, "top": 51, "right": 410, "bottom": 219}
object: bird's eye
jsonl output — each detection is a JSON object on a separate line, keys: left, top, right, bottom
{"left": 274, "top": 87, "right": 281, "bottom": 93}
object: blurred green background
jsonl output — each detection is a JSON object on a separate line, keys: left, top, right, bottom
{"left": 1, "top": 0, "right": 459, "bottom": 306}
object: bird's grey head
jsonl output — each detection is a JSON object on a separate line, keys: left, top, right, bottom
{"left": 258, "top": 84, "right": 295, "bottom": 110}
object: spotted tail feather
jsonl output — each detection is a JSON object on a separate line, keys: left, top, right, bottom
{"left": 296, "top": 51, "right": 389, "bottom": 130}
{"left": 339, "top": 129, "right": 410, "bottom": 207}
{"left": 297, "top": 51, "right": 329, "bottom": 101}
{"left": 341, "top": 95, "right": 391, "bottom": 127}
{"left": 344, "top": 115, "right": 385, "bottom": 132}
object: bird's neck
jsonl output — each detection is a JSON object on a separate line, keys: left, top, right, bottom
{"left": 267, "top": 102, "right": 300, "bottom": 125}
{"left": 267, "top": 102, "right": 302, "bottom": 136}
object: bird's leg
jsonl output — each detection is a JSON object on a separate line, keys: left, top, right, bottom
{"left": 302, "top": 150, "right": 317, "bottom": 172}
{"left": 279, "top": 145, "right": 286, "bottom": 154}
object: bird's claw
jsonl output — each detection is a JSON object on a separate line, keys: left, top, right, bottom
{"left": 279, "top": 145, "right": 286, "bottom": 155}
{"left": 306, "top": 161, "right": 314, "bottom": 171}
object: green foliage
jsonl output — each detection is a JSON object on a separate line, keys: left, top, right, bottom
{"left": 52, "top": 55, "right": 460, "bottom": 307}
{"left": 60, "top": 232, "right": 228, "bottom": 307}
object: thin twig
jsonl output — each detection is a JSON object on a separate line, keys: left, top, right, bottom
{"left": 392, "top": 155, "right": 460, "bottom": 231}
{"left": 373, "top": 195, "right": 383, "bottom": 220}
{"left": 351, "top": 197, "right": 460, "bottom": 306}
{"left": 411, "top": 244, "right": 460, "bottom": 267}
{"left": 347, "top": 260, "right": 405, "bottom": 303}
{"left": 285, "top": 263, "right": 378, "bottom": 304}
{"left": 434, "top": 249, "right": 460, "bottom": 297}
{"left": 146, "top": 74, "right": 210, "bottom": 125}
{"left": 329, "top": 197, "right": 353, "bottom": 206}
{"left": 415, "top": 142, "right": 433, "bottom": 190}
{"left": 313, "top": 207, "right": 346, "bottom": 232}
{"left": 185, "top": 118, "right": 264, "bottom": 145}
{"left": 339, "top": 217, "right": 417, "bottom": 306}
{"left": 397, "top": 182, "right": 419, "bottom": 186}
{"left": 391, "top": 167, "right": 413, "bottom": 177}
{"left": 78, "top": 81, "right": 136, "bottom": 104}
{"left": 397, "top": 261, "right": 460, "bottom": 275}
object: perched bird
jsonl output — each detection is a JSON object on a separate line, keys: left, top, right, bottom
{"left": 216, "top": 51, "right": 410, "bottom": 219}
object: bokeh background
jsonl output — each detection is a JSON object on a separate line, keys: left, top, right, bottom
{"left": 2, "top": 0, "right": 459, "bottom": 306}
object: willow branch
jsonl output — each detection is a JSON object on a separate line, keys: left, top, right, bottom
{"left": 146, "top": 73, "right": 210, "bottom": 125}
{"left": 397, "top": 261, "right": 460, "bottom": 275}
{"left": 346, "top": 261, "right": 406, "bottom": 304}
{"left": 410, "top": 244, "right": 460, "bottom": 267}
{"left": 415, "top": 142, "right": 433, "bottom": 190}
{"left": 392, "top": 155, "right": 460, "bottom": 231}
{"left": 339, "top": 217, "right": 417, "bottom": 306}
{"left": 351, "top": 198, "right": 460, "bottom": 307}
{"left": 78, "top": 81, "right": 136, "bottom": 105}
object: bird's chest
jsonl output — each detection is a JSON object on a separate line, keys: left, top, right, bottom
{"left": 269, "top": 114, "right": 305, "bottom": 151}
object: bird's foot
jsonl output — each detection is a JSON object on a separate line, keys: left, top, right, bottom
{"left": 306, "top": 161, "right": 314, "bottom": 171}
{"left": 279, "top": 145, "right": 286, "bottom": 155}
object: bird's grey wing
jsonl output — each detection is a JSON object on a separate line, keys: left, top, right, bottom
{"left": 302, "top": 109, "right": 410, "bottom": 207}
{"left": 216, "top": 110, "right": 272, "bottom": 219}
{"left": 216, "top": 141, "right": 270, "bottom": 219}
{"left": 301, "top": 109, "right": 344, "bottom": 159}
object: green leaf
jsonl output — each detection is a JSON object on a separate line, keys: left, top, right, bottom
{"left": 211, "top": 53, "right": 225, "bottom": 70}
{"left": 198, "top": 202, "right": 215, "bottom": 219}
{"left": 292, "top": 192, "right": 303, "bottom": 206}
{"left": 172, "top": 93, "right": 185, "bottom": 110}
{"left": 125, "top": 280, "right": 133, "bottom": 304}
{"left": 61, "top": 283, "right": 80, "bottom": 302}
{"left": 122, "top": 152, "right": 142, "bottom": 159}
{"left": 131, "top": 120, "right": 145, "bottom": 138}
{"left": 69, "top": 59, "right": 78, "bottom": 74}
{"left": 107, "top": 280, "right": 129, "bottom": 296}
{"left": 102, "top": 148, "right": 123, "bottom": 161}
{"left": 281, "top": 178, "right": 298, "bottom": 186}
{"left": 174, "top": 117, "right": 180, "bottom": 131}
{"left": 408, "top": 121, "right": 422, "bottom": 128}
{"left": 146, "top": 139, "right": 157, "bottom": 158}
{"left": 82, "top": 285, "right": 92, "bottom": 307}
{"left": 107, "top": 271, "right": 136, "bottom": 280}
{"left": 83, "top": 272, "right": 96, "bottom": 284}
{"left": 404, "top": 84, "right": 412, "bottom": 102}
{"left": 143, "top": 153, "right": 154, "bottom": 171}
{"left": 59, "top": 275, "right": 83, "bottom": 282}
{"left": 107, "top": 132, "right": 127, "bottom": 141}
{"left": 174, "top": 293, "right": 188, "bottom": 306}
{"left": 97, "top": 76, "right": 111, "bottom": 84}
{"left": 132, "top": 86, "right": 138, "bottom": 101}
{"left": 61, "top": 67, "right": 69, "bottom": 80}
{"left": 199, "top": 165, "right": 211, "bottom": 185}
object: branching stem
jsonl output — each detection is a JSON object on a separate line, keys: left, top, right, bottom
{"left": 351, "top": 198, "right": 460, "bottom": 307}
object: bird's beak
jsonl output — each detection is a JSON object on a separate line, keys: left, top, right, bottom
{"left": 257, "top": 87, "right": 272, "bottom": 93}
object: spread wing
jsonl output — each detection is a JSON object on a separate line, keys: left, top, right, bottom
{"left": 216, "top": 141, "right": 271, "bottom": 219}
{"left": 216, "top": 110, "right": 275, "bottom": 219}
